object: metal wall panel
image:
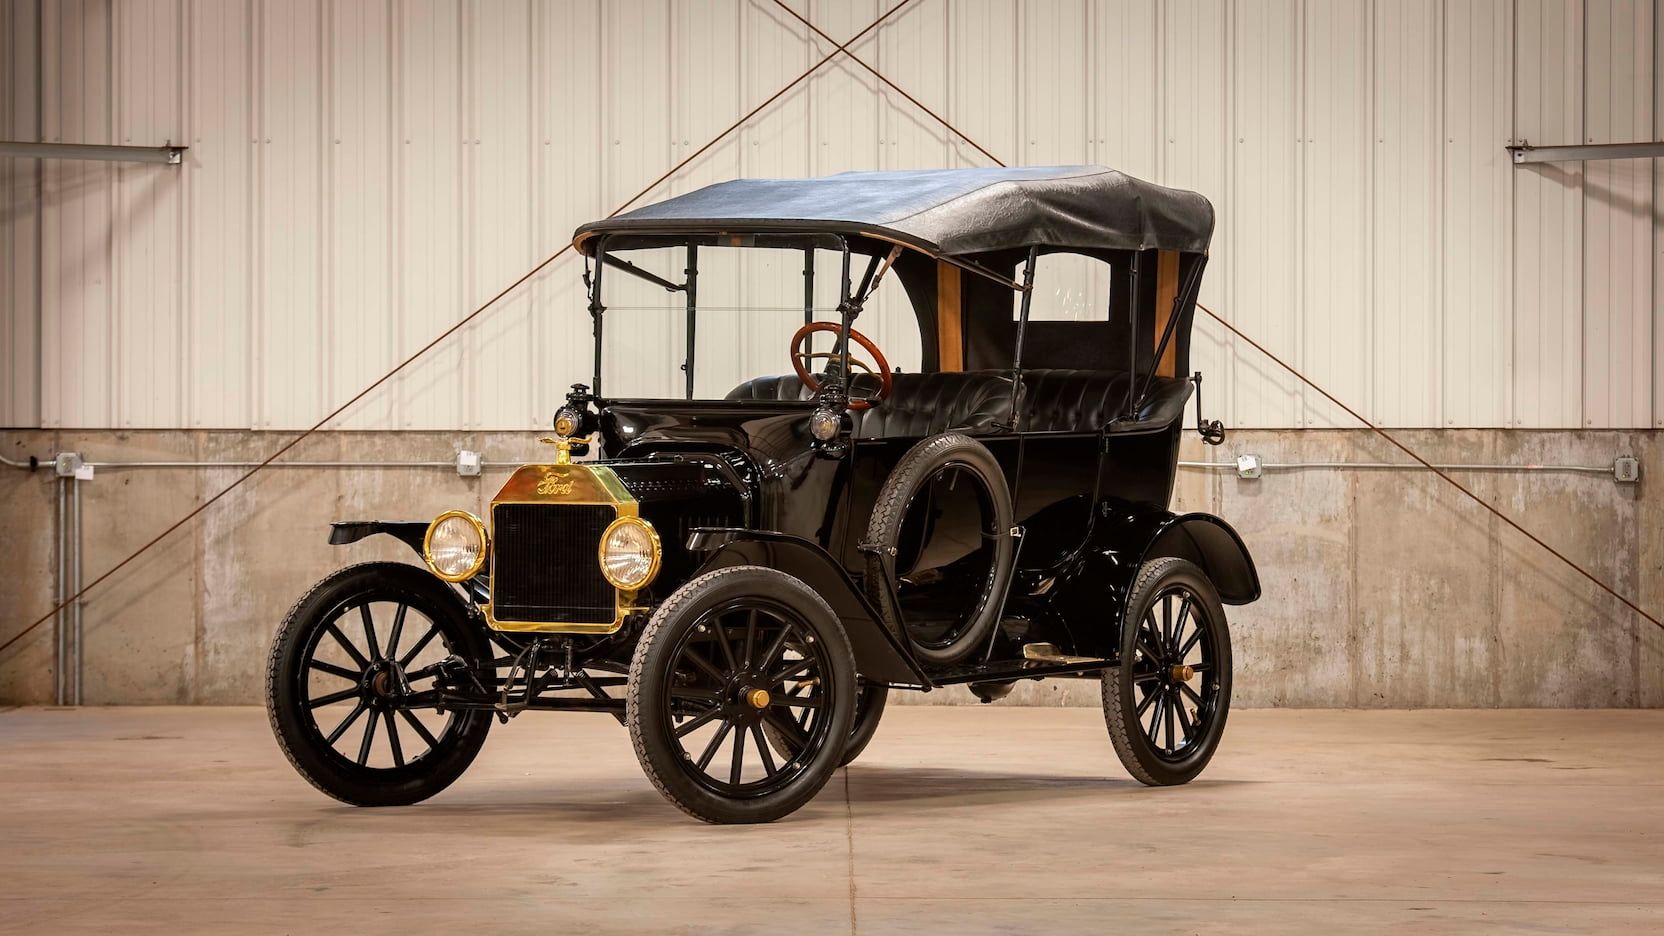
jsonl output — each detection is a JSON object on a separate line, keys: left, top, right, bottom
{"left": 256, "top": 0, "right": 326, "bottom": 429}
{"left": 326, "top": 0, "right": 396, "bottom": 430}
{"left": 395, "top": 0, "right": 465, "bottom": 430}
{"left": 1229, "top": 0, "right": 1299, "bottom": 426}
{"left": 8, "top": 0, "right": 1662, "bottom": 430}
{"left": 1440, "top": 0, "right": 1512, "bottom": 428}
{"left": 1581, "top": 0, "right": 1655, "bottom": 428}
{"left": 1512, "top": 0, "right": 1585, "bottom": 429}
{"left": 185, "top": 0, "right": 254, "bottom": 428}
{"left": 1371, "top": 0, "right": 1441, "bottom": 428}
{"left": 39, "top": 0, "right": 116, "bottom": 428}
{"left": 1, "top": 0, "right": 42, "bottom": 428}
{"left": 112, "top": 0, "right": 185, "bottom": 428}
{"left": 1299, "top": 0, "right": 1370, "bottom": 429}
{"left": 466, "top": 0, "right": 536, "bottom": 428}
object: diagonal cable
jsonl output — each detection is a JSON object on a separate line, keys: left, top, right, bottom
{"left": 1195, "top": 304, "right": 1660, "bottom": 630}
{"left": 0, "top": 0, "right": 919, "bottom": 660}
{"left": 768, "top": 0, "right": 1004, "bottom": 167}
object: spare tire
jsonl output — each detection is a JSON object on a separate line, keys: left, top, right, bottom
{"left": 863, "top": 433, "right": 1016, "bottom": 666}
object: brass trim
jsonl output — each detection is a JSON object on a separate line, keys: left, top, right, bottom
{"left": 483, "top": 463, "right": 644, "bottom": 635}
{"left": 597, "top": 515, "right": 663, "bottom": 591}
{"left": 422, "top": 510, "right": 489, "bottom": 582}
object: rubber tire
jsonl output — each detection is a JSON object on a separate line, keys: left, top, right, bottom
{"left": 1101, "top": 557, "right": 1233, "bottom": 786}
{"left": 863, "top": 432, "right": 1015, "bottom": 666}
{"left": 265, "top": 562, "right": 494, "bottom": 807}
{"left": 838, "top": 682, "right": 888, "bottom": 766}
{"left": 627, "top": 566, "right": 857, "bottom": 824}
{"left": 765, "top": 680, "right": 888, "bottom": 768}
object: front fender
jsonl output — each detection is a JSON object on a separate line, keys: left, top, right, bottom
{"left": 329, "top": 520, "right": 428, "bottom": 555}
{"left": 688, "top": 529, "right": 927, "bottom": 688}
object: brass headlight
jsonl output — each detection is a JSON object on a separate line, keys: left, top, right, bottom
{"left": 553, "top": 407, "right": 581, "bottom": 438}
{"left": 423, "top": 510, "right": 488, "bottom": 582}
{"left": 598, "top": 516, "right": 661, "bottom": 591}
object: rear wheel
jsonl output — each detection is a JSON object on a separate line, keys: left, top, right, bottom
{"left": 265, "top": 562, "right": 495, "bottom": 806}
{"left": 1101, "top": 557, "right": 1232, "bottom": 786}
{"left": 627, "top": 566, "right": 857, "bottom": 823}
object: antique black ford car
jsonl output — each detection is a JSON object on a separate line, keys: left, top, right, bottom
{"left": 266, "top": 167, "right": 1260, "bottom": 823}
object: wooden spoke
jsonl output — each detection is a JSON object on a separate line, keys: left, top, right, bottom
{"left": 386, "top": 713, "right": 405, "bottom": 767}
{"left": 398, "top": 708, "right": 441, "bottom": 749}
{"left": 673, "top": 706, "right": 723, "bottom": 739}
{"left": 752, "top": 724, "right": 777, "bottom": 775}
{"left": 709, "top": 616, "right": 738, "bottom": 672}
{"left": 741, "top": 610, "right": 758, "bottom": 669}
{"left": 307, "top": 686, "right": 359, "bottom": 709}
{"left": 696, "top": 720, "right": 733, "bottom": 771}
{"left": 1179, "top": 681, "right": 1205, "bottom": 708}
{"left": 325, "top": 623, "right": 371, "bottom": 670}
{"left": 359, "top": 604, "right": 382, "bottom": 661}
{"left": 397, "top": 624, "right": 439, "bottom": 667}
{"left": 680, "top": 647, "right": 727, "bottom": 684}
{"left": 386, "top": 603, "right": 408, "bottom": 663}
{"left": 768, "top": 657, "right": 814, "bottom": 686}
{"left": 309, "top": 659, "right": 360, "bottom": 681}
{"left": 728, "top": 723, "right": 747, "bottom": 785}
{"left": 357, "top": 710, "right": 379, "bottom": 766}
{"left": 1173, "top": 695, "right": 1195, "bottom": 739}
{"left": 326, "top": 702, "right": 367, "bottom": 745}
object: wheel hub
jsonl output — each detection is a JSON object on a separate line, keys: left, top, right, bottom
{"left": 1169, "top": 663, "right": 1195, "bottom": 683}
{"left": 362, "top": 660, "right": 406, "bottom": 709}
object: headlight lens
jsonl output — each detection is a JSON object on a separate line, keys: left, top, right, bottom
{"left": 598, "top": 516, "right": 661, "bottom": 591}
{"left": 424, "top": 510, "right": 488, "bottom": 581}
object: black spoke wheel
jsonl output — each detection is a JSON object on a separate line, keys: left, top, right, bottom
{"left": 266, "top": 562, "right": 494, "bottom": 806}
{"left": 628, "top": 566, "right": 856, "bottom": 824}
{"left": 1102, "top": 557, "right": 1232, "bottom": 786}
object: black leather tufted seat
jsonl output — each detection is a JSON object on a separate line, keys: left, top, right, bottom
{"left": 726, "top": 368, "right": 1190, "bottom": 438}
{"left": 1014, "top": 369, "right": 1193, "bottom": 432}
{"left": 726, "top": 371, "right": 1015, "bottom": 439}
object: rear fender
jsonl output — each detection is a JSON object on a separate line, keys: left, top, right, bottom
{"left": 688, "top": 529, "right": 928, "bottom": 688}
{"left": 1040, "top": 507, "right": 1258, "bottom": 659}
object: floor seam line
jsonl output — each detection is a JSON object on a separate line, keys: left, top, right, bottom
{"left": 844, "top": 765, "right": 857, "bottom": 936}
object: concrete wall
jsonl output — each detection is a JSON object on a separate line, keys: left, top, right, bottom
{"left": 4, "top": 428, "right": 1657, "bottom": 708}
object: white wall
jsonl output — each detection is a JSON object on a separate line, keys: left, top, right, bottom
{"left": 1, "top": 0, "right": 1659, "bottom": 431}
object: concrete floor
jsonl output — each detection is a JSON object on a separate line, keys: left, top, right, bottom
{"left": 1, "top": 706, "right": 1661, "bottom": 934}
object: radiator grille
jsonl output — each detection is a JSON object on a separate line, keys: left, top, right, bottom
{"left": 490, "top": 503, "right": 617, "bottom": 625}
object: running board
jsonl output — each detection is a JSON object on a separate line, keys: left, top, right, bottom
{"left": 1021, "top": 643, "right": 1102, "bottom": 665}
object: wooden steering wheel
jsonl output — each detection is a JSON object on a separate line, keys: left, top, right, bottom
{"left": 789, "top": 322, "right": 893, "bottom": 411}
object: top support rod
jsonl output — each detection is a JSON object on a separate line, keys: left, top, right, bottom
{"left": 1507, "top": 141, "right": 1664, "bottom": 164}
{"left": 0, "top": 141, "right": 187, "bottom": 165}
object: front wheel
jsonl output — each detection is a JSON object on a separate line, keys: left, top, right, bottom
{"left": 265, "top": 562, "right": 495, "bottom": 806}
{"left": 627, "top": 566, "right": 857, "bottom": 823}
{"left": 1101, "top": 557, "right": 1232, "bottom": 786}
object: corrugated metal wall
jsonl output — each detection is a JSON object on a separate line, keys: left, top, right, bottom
{"left": 1, "top": 0, "right": 1659, "bottom": 430}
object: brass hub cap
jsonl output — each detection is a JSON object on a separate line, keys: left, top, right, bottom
{"left": 746, "top": 688, "right": 771, "bottom": 710}
{"left": 1169, "top": 664, "right": 1195, "bottom": 683}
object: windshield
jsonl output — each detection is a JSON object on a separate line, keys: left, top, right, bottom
{"left": 589, "top": 243, "right": 921, "bottom": 401}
